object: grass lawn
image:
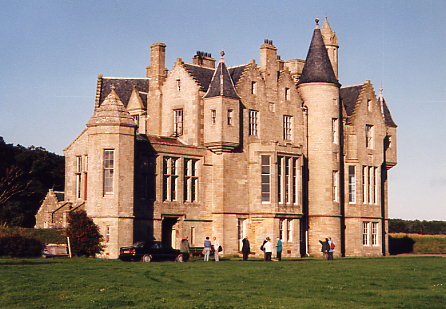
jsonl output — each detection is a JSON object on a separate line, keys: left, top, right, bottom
{"left": 0, "top": 256, "right": 444, "bottom": 309}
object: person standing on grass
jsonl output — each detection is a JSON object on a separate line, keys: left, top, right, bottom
{"left": 260, "top": 238, "right": 267, "bottom": 260}
{"left": 213, "top": 237, "right": 220, "bottom": 262}
{"left": 328, "top": 237, "right": 335, "bottom": 260}
{"left": 204, "top": 237, "right": 212, "bottom": 262}
{"left": 180, "top": 236, "right": 190, "bottom": 260}
{"left": 319, "top": 238, "right": 329, "bottom": 260}
{"left": 276, "top": 237, "right": 282, "bottom": 261}
{"left": 242, "top": 236, "right": 250, "bottom": 261}
{"left": 263, "top": 237, "right": 273, "bottom": 261}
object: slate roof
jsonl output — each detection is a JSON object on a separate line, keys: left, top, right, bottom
{"left": 54, "top": 191, "right": 65, "bottom": 202}
{"left": 203, "top": 60, "right": 240, "bottom": 99}
{"left": 340, "top": 85, "right": 362, "bottom": 116}
{"left": 228, "top": 65, "right": 248, "bottom": 85}
{"left": 182, "top": 64, "right": 215, "bottom": 92}
{"left": 182, "top": 63, "right": 247, "bottom": 93}
{"left": 147, "top": 135, "right": 186, "bottom": 146}
{"left": 298, "top": 27, "right": 339, "bottom": 85}
{"left": 99, "top": 78, "right": 149, "bottom": 108}
{"left": 340, "top": 84, "right": 397, "bottom": 127}
{"left": 379, "top": 96, "right": 397, "bottom": 127}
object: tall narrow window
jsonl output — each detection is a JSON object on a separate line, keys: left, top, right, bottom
{"left": 75, "top": 156, "right": 82, "bottom": 199}
{"left": 190, "top": 227, "right": 196, "bottom": 246}
{"left": 362, "top": 222, "right": 369, "bottom": 245}
{"left": 163, "top": 157, "right": 178, "bottom": 201}
{"left": 348, "top": 166, "right": 356, "bottom": 204}
{"left": 367, "top": 99, "right": 372, "bottom": 112}
{"left": 292, "top": 158, "right": 298, "bottom": 204}
{"left": 184, "top": 158, "right": 199, "bottom": 202}
{"left": 174, "top": 109, "right": 183, "bottom": 136}
{"left": 238, "top": 219, "right": 247, "bottom": 250}
{"left": 278, "top": 156, "right": 283, "bottom": 203}
{"left": 284, "top": 157, "right": 290, "bottom": 203}
{"left": 211, "top": 110, "right": 216, "bottom": 125}
{"left": 261, "top": 155, "right": 271, "bottom": 202}
{"left": 105, "top": 226, "right": 110, "bottom": 243}
{"left": 332, "top": 118, "right": 338, "bottom": 144}
{"left": 332, "top": 170, "right": 339, "bottom": 202}
{"left": 83, "top": 155, "right": 88, "bottom": 200}
{"left": 371, "top": 222, "right": 378, "bottom": 245}
{"left": 227, "top": 109, "right": 233, "bottom": 125}
{"left": 249, "top": 110, "right": 258, "bottom": 136}
{"left": 374, "top": 167, "right": 379, "bottom": 204}
{"left": 365, "top": 125, "right": 374, "bottom": 149}
{"left": 278, "top": 156, "right": 299, "bottom": 205}
{"left": 279, "top": 219, "right": 284, "bottom": 240}
{"left": 283, "top": 115, "right": 292, "bottom": 140}
{"left": 103, "top": 150, "right": 114, "bottom": 195}
{"left": 362, "top": 166, "right": 368, "bottom": 204}
{"left": 369, "top": 166, "right": 375, "bottom": 204}
{"left": 285, "top": 87, "right": 290, "bottom": 101}
{"left": 286, "top": 219, "right": 293, "bottom": 242}
{"left": 176, "top": 79, "right": 181, "bottom": 91}
{"left": 251, "top": 81, "right": 257, "bottom": 94}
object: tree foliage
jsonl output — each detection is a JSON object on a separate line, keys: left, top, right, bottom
{"left": 0, "top": 137, "right": 64, "bottom": 227}
{"left": 389, "top": 219, "right": 446, "bottom": 235}
{"left": 66, "top": 210, "right": 104, "bottom": 257}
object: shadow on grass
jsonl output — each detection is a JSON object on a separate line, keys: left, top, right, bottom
{"left": 0, "top": 259, "right": 59, "bottom": 266}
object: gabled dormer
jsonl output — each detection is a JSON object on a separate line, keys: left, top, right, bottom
{"left": 127, "top": 86, "right": 147, "bottom": 134}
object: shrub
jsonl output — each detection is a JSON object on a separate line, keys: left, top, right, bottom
{"left": 66, "top": 210, "right": 103, "bottom": 257}
{"left": 0, "top": 235, "right": 44, "bottom": 257}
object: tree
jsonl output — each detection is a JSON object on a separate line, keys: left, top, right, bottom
{"left": 66, "top": 210, "right": 104, "bottom": 257}
{"left": 0, "top": 166, "right": 30, "bottom": 207}
{"left": 0, "top": 137, "right": 64, "bottom": 227}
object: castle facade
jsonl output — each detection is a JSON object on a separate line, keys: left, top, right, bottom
{"left": 36, "top": 18, "right": 397, "bottom": 259}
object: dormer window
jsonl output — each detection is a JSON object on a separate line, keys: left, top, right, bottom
{"left": 365, "top": 124, "right": 374, "bottom": 149}
{"left": 132, "top": 115, "right": 140, "bottom": 133}
{"left": 251, "top": 81, "right": 257, "bottom": 94}
{"left": 285, "top": 88, "right": 290, "bottom": 101}
{"left": 174, "top": 109, "right": 183, "bottom": 136}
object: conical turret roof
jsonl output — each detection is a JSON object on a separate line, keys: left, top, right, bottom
{"left": 203, "top": 52, "right": 240, "bottom": 99}
{"left": 87, "top": 86, "right": 136, "bottom": 127}
{"left": 298, "top": 20, "right": 339, "bottom": 85}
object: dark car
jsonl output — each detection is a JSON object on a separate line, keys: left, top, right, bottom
{"left": 119, "top": 241, "right": 188, "bottom": 262}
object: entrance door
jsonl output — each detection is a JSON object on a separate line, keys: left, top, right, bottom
{"left": 162, "top": 217, "right": 178, "bottom": 248}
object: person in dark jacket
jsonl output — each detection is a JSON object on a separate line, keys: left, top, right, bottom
{"left": 180, "top": 236, "right": 190, "bottom": 260}
{"left": 319, "top": 238, "right": 329, "bottom": 260}
{"left": 241, "top": 236, "right": 250, "bottom": 261}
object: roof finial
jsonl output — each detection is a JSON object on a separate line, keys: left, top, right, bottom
{"left": 315, "top": 17, "right": 320, "bottom": 29}
{"left": 219, "top": 50, "right": 225, "bottom": 63}
{"left": 110, "top": 85, "right": 116, "bottom": 91}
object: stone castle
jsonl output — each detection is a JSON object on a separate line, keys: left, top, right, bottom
{"left": 36, "top": 18, "right": 397, "bottom": 259}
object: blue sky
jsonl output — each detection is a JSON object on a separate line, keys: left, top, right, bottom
{"left": 0, "top": 0, "right": 445, "bottom": 220}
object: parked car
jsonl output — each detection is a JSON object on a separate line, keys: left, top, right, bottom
{"left": 119, "top": 241, "right": 188, "bottom": 262}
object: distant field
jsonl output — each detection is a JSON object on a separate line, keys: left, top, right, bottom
{"left": 0, "top": 256, "right": 444, "bottom": 309}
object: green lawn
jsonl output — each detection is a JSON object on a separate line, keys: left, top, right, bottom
{"left": 0, "top": 256, "right": 444, "bottom": 308}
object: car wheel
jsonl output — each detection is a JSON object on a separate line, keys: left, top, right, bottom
{"left": 175, "top": 254, "right": 185, "bottom": 262}
{"left": 141, "top": 254, "right": 152, "bottom": 262}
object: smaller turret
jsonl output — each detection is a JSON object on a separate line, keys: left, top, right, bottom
{"left": 321, "top": 17, "right": 339, "bottom": 79}
{"left": 203, "top": 52, "right": 240, "bottom": 154}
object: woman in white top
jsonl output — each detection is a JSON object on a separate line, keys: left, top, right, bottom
{"left": 263, "top": 237, "right": 273, "bottom": 261}
{"left": 213, "top": 237, "right": 220, "bottom": 261}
